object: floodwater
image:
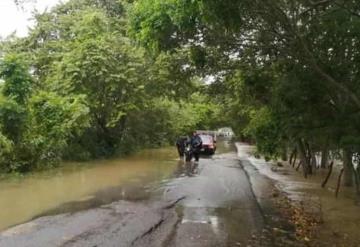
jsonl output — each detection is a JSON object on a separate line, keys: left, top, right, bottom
{"left": 0, "top": 140, "right": 235, "bottom": 232}
{"left": 162, "top": 151, "right": 264, "bottom": 246}
{"left": 236, "top": 143, "right": 360, "bottom": 246}
{"left": 0, "top": 147, "right": 178, "bottom": 231}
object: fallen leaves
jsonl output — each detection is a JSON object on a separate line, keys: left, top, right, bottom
{"left": 273, "top": 189, "right": 321, "bottom": 245}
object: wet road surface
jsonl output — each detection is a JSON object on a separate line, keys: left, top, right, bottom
{"left": 0, "top": 143, "right": 272, "bottom": 247}
{"left": 162, "top": 153, "right": 264, "bottom": 247}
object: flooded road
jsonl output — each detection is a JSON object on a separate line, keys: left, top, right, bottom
{"left": 2, "top": 142, "right": 355, "bottom": 246}
{"left": 236, "top": 143, "right": 360, "bottom": 247}
{"left": 0, "top": 141, "right": 273, "bottom": 247}
{"left": 161, "top": 151, "right": 264, "bottom": 247}
{"left": 0, "top": 147, "right": 178, "bottom": 231}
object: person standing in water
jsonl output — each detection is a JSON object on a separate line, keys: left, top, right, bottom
{"left": 176, "top": 136, "right": 188, "bottom": 158}
{"left": 189, "top": 131, "right": 202, "bottom": 162}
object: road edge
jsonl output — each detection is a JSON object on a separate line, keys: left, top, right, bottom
{"left": 235, "top": 142, "right": 307, "bottom": 247}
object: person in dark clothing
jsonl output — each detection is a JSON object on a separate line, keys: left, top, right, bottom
{"left": 176, "top": 136, "right": 188, "bottom": 158}
{"left": 189, "top": 132, "right": 202, "bottom": 162}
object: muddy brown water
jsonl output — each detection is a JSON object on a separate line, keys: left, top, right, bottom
{"left": 0, "top": 140, "right": 234, "bottom": 232}
{"left": 237, "top": 144, "right": 360, "bottom": 246}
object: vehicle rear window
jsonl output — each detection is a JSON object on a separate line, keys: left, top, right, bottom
{"left": 200, "top": 135, "right": 213, "bottom": 143}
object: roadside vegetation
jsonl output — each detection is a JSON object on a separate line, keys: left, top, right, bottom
{"left": 0, "top": 0, "right": 221, "bottom": 173}
{"left": 2, "top": 0, "right": 360, "bottom": 200}
{"left": 128, "top": 0, "right": 360, "bottom": 198}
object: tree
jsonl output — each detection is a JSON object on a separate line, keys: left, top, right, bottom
{"left": 0, "top": 53, "right": 89, "bottom": 172}
{"left": 0, "top": 0, "right": 206, "bottom": 170}
{"left": 0, "top": 54, "right": 31, "bottom": 145}
{"left": 130, "top": 0, "right": 360, "bottom": 190}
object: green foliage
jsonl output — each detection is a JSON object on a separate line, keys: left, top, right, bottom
{"left": 130, "top": 0, "right": 360, "bottom": 164}
{"left": 0, "top": 96, "right": 27, "bottom": 144}
{"left": 0, "top": 0, "right": 214, "bottom": 172}
{"left": 129, "top": 0, "right": 200, "bottom": 53}
{"left": 0, "top": 54, "right": 32, "bottom": 104}
{"left": 118, "top": 93, "right": 221, "bottom": 154}
{"left": 0, "top": 54, "right": 90, "bottom": 172}
{"left": 244, "top": 107, "right": 283, "bottom": 158}
{"left": 0, "top": 131, "right": 13, "bottom": 167}
{"left": 41, "top": 7, "right": 152, "bottom": 157}
{"left": 148, "top": 50, "right": 196, "bottom": 99}
{"left": 27, "top": 92, "right": 89, "bottom": 167}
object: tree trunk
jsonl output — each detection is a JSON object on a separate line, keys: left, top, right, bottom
{"left": 311, "top": 150, "right": 317, "bottom": 173}
{"left": 305, "top": 141, "right": 313, "bottom": 175}
{"left": 336, "top": 168, "right": 344, "bottom": 198}
{"left": 320, "top": 146, "right": 329, "bottom": 169}
{"left": 296, "top": 32, "right": 360, "bottom": 110}
{"left": 352, "top": 165, "right": 360, "bottom": 196}
{"left": 343, "top": 148, "right": 353, "bottom": 187}
{"left": 281, "top": 145, "right": 288, "bottom": 161}
{"left": 289, "top": 148, "right": 296, "bottom": 165}
{"left": 297, "top": 139, "right": 309, "bottom": 178}
{"left": 351, "top": 160, "right": 360, "bottom": 196}
{"left": 321, "top": 161, "right": 333, "bottom": 188}
{"left": 292, "top": 150, "right": 297, "bottom": 167}
{"left": 296, "top": 160, "right": 302, "bottom": 171}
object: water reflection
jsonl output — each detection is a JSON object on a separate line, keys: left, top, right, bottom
{"left": 0, "top": 147, "right": 178, "bottom": 231}
{"left": 0, "top": 139, "right": 235, "bottom": 231}
{"left": 174, "top": 161, "right": 199, "bottom": 177}
{"left": 184, "top": 162, "right": 199, "bottom": 177}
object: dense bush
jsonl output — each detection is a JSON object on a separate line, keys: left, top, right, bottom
{"left": 0, "top": 0, "right": 220, "bottom": 172}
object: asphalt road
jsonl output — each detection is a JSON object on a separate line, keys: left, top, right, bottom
{"left": 0, "top": 150, "right": 272, "bottom": 247}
